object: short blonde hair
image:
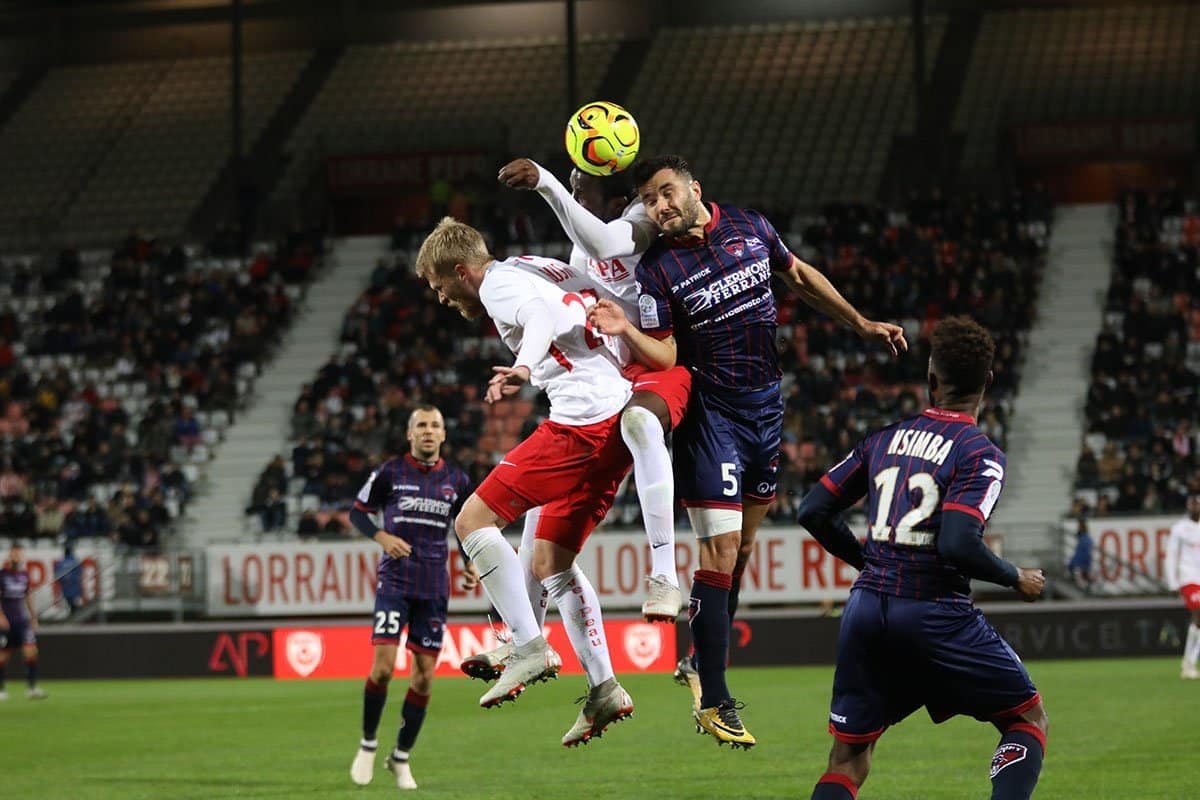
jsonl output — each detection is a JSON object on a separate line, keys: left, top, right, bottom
{"left": 414, "top": 217, "right": 491, "bottom": 279}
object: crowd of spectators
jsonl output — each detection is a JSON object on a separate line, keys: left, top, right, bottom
{"left": 1073, "top": 186, "right": 1200, "bottom": 515}
{"left": 255, "top": 186, "right": 1049, "bottom": 536}
{"left": 0, "top": 225, "right": 323, "bottom": 550}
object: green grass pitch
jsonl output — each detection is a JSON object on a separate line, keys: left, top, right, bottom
{"left": 3, "top": 658, "right": 1193, "bottom": 799}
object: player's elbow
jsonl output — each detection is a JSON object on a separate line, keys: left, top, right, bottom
{"left": 795, "top": 487, "right": 834, "bottom": 531}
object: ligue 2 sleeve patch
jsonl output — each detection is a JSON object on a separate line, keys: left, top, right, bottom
{"left": 639, "top": 294, "right": 660, "bottom": 328}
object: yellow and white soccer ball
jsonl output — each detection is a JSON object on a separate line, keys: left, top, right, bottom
{"left": 564, "top": 101, "right": 640, "bottom": 176}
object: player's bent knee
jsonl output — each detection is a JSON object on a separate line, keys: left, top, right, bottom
{"left": 626, "top": 393, "right": 671, "bottom": 432}
{"left": 620, "top": 404, "right": 664, "bottom": 447}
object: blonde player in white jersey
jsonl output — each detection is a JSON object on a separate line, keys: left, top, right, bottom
{"left": 415, "top": 217, "right": 635, "bottom": 746}
{"left": 1165, "top": 494, "right": 1200, "bottom": 679}
{"left": 497, "top": 158, "right": 692, "bottom": 625}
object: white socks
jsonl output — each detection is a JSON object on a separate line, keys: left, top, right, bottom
{"left": 620, "top": 406, "right": 678, "bottom": 586}
{"left": 519, "top": 508, "right": 550, "bottom": 628}
{"left": 460, "top": 527, "right": 540, "bottom": 647}
{"left": 1186, "top": 623, "right": 1200, "bottom": 667}
{"left": 543, "top": 565, "right": 614, "bottom": 688}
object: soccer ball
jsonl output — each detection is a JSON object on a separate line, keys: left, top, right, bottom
{"left": 564, "top": 101, "right": 640, "bottom": 176}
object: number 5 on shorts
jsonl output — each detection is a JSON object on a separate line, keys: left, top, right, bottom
{"left": 374, "top": 610, "right": 402, "bottom": 636}
{"left": 721, "top": 462, "right": 738, "bottom": 497}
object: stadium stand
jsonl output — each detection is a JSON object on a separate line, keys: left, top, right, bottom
{"left": 0, "top": 227, "right": 322, "bottom": 548}
{"left": 271, "top": 35, "right": 622, "bottom": 207}
{"left": 0, "top": 52, "right": 309, "bottom": 250}
{"left": 625, "top": 17, "right": 945, "bottom": 209}
{"left": 1074, "top": 188, "right": 1200, "bottom": 514}
{"left": 955, "top": 4, "right": 1200, "bottom": 175}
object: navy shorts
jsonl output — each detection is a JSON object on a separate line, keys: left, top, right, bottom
{"left": 1, "top": 621, "right": 35, "bottom": 649}
{"left": 370, "top": 594, "right": 448, "bottom": 655}
{"left": 828, "top": 589, "right": 1039, "bottom": 743}
{"left": 674, "top": 383, "right": 782, "bottom": 508}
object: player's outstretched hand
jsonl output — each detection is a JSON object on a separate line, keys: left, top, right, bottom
{"left": 858, "top": 320, "right": 908, "bottom": 356}
{"left": 374, "top": 532, "right": 412, "bottom": 559}
{"left": 461, "top": 562, "right": 481, "bottom": 592}
{"left": 587, "top": 298, "right": 631, "bottom": 337}
{"left": 486, "top": 365, "right": 531, "bottom": 403}
{"left": 1015, "top": 567, "right": 1045, "bottom": 602}
{"left": 497, "top": 158, "right": 540, "bottom": 190}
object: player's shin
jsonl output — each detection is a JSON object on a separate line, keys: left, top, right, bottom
{"left": 690, "top": 569, "right": 733, "bottom": 707}
{"left": 1185, "top": 623, "right": 1200, "bottom": 668}
{"left": 519, "top": 510, "right": 550, "bottom": 628}
{"left": 461, "top": 526, "right": 541, "bottom": 647}
{"left": 544, "top": 565, "right": 614, "bottom": 687}
{"left": 395, "top": 688, "right": 429, "bottom": 755}
{"left": 620, "top": 406, "right": 678, "bottom": 585}
{"left": 362, "top": 678, "right": 388, "bottom": 742}
{"left": 989, "top": 722, "right": 1045, "bottom": 800}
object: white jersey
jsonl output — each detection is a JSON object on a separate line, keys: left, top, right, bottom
{"left": 1165, "top": 517, "right": 1200, "bottom": 590}
{"left": 480, "top": 255, "right": 631, "bottom": 425}
{"left": 532, "top": 162, "right": 659, "bottom": 369}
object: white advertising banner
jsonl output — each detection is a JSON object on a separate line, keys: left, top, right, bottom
{"left": 21, "top": 542, "right": 116, "bottom": 621}
{"left": 1067, "top": 515, "right": 1178, "bottom": 589}
{"left": 205, "top": 528, "right": 867, "bottom": 617}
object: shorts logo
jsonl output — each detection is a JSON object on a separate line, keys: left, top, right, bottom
{"left": 989, "top": 743, "right": 1028, "bottom": 778}
{"left": 623, "top": 623, "right": 663, "bottom": 670}
{"left": 830, "top": 712, "right": 847, "bottom": 724}
{"left": 688, "top": 597, "right": 701, "bottom": 624}
{"left": 722, "top": 239, "right": 745, "bottom": 257}
{"left": 285, "top": 631, "right": 324, "bottom": 677}
{"left": 757, "top": 482, "right": 773, "bottom": 495}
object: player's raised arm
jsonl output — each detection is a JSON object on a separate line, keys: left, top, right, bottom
{"left": 498, "top": 158, "right": 655, "bottom": 260}
{"left": 777, "top": 254, "right": 908, "bottom": 356}
{"left": 587, "top": 298, "right": 677, "bottom": 371}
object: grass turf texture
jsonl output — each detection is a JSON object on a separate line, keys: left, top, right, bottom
{"left": 2, "top": 658, "right": 1192, "bottom": 799}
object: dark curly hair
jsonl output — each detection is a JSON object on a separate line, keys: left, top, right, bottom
{"left": 630, "top": 154, "right": 694, "bottom": 191}
{"left": 930, "top": 316, "right": 994, "bottom": 396}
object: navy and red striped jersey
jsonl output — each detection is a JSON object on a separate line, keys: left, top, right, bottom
{"left": 635, "top": 203, "right": 792, "bottom": 390}
{"left": 0, "top": 567, "right": 30, "bottom": 622}
{"left": 819, "top": 407, "right": 1007, "bottom": 601}
{"left": 354, "top": 454, "right": 472, "bottom": 599}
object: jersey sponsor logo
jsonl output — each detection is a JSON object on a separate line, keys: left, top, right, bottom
{"left": 624, "top": 623, "right": 663, "bottom": 669}
{"left": 671, "top": 266, "right": 712, "bottom": 291}
{"left": 639, "top": 294, "right": 660, "bottom": 328}
{"left": 396, "top": 496, "right": 453, "bottom": 516}
{"left": 681, "top": 259, "right": 771, "bottom": 315}
{"left": 589, "top": 258, "right": 631, "bottom": 283}
{"left": 285, "top": 630, "right": 324, "bottom": 677}
{"left": 884, "top": 428, "right": 954, "bottom": 466}
{"left": 392, "top": 484, "right": 420, "bottom": 492}
{"left": 722, "top": 239, "right": 745, "bottom": 257}
{"left": 989, "top": 742, "right": 1028, "bottom": 778}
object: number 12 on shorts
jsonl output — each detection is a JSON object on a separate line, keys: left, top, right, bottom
{"left": 870, "top": 467, "right": 938, "bottom": 546}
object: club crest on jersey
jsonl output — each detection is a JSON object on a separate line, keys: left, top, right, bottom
{"left": 722, "top": 239, "right": 745, "bottom": 257}
{"left": 285, "top": 630, "right": 324, "bottom": 677}
{"left": 624, "top": 623, "right": 663, "bottom": 669}
{"left": 441, "top": 485, "right": 457, "bottom": 501}
{"left": 989, "top": 743, "right": 1028, "bottom": 778}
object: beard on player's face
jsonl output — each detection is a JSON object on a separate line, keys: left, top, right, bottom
{"left": 660, "top": 190, "right": 701, "bottom": 236}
